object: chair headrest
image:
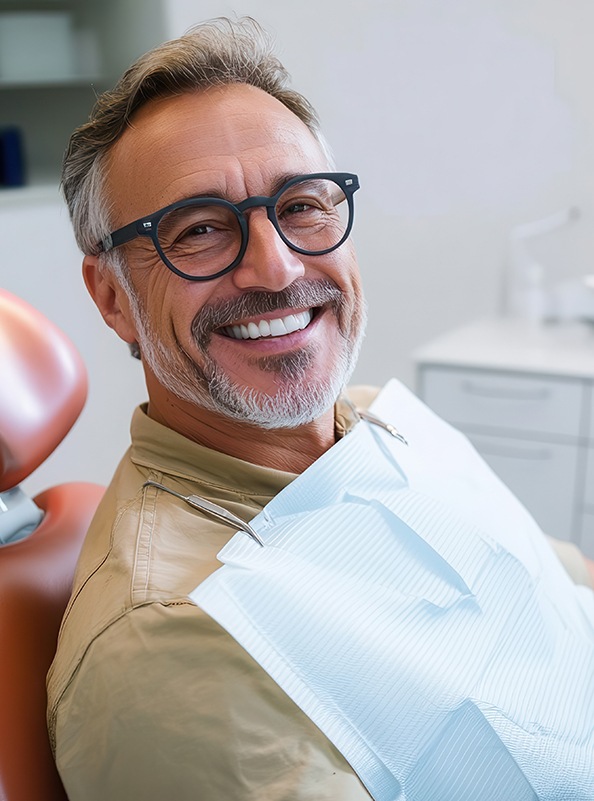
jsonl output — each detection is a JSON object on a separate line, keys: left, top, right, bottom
{"left": 0, "top": 290, "right": 87, "bottom": 491}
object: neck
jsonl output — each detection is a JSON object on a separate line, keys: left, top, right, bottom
{"left": 146, "top": 392, "right": 337, "bottom": 474}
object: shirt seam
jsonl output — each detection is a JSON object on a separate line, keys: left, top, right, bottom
{"left": 131, "top": 469, "right": 161, "bottom": 606}
{"left": 59, "top": 492, "right": 143, "bottom": 631}
{"left": 48, "top": 598, "right": 196, "bottom": 755}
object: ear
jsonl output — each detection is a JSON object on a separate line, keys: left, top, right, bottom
{"left": 82, "top": 255, "right": 138, "bottom": 345}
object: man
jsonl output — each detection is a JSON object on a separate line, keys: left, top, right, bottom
{"left": 48, "top": 17, "right": 593, "bottom": 801}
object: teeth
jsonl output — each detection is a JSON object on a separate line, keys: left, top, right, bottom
{"left": 269, "top": 317, "right": 286, "bottom": 336}
{"left": 223, "top": 309, "right": 313, "bottom": 340}
{"left": 247, "top": 322, "right": 260, "bottom": 339}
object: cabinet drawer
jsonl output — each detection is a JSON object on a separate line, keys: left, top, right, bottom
{"left": 465, "top": 431, "right": 578, "bottom": 541}
{"left": 421, "top": 367, "right": 583, "bottom": 440}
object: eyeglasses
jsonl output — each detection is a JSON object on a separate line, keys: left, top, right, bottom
{"left": 96, "top": 172, "right": 360, "bottom": 282}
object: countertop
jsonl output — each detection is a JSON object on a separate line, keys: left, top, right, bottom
{"left": 412, "top": 317, "right": 594, "bottom": 380}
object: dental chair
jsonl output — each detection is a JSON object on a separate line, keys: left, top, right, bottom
{"left": 0, "top": 289, "right": 104, "bottom": 801}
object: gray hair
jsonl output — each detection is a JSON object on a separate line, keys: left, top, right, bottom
{"left": 62, "top": 16, "right": 331, "bottom": 265}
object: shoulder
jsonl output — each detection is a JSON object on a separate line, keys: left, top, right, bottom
{"left": 345, "top": 384, "right": 381, "bottom": 411}
{"left": 47, "top": 471, "right": 239, "bottom": 747}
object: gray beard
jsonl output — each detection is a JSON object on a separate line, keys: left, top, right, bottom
{"left": 122, "top": 276, "right": 366, "bottom": 429}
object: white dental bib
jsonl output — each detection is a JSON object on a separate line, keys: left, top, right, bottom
{"left": 190, "top": 379, "right": 594, "bottom": 801}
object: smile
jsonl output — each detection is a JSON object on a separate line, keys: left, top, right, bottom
{"left": 220, "top": 309, "right": 314, "bottom": 341}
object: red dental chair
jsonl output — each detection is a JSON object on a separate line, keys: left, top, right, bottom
{"left": 0, "top": 289, "right": 104, "bottom": 801}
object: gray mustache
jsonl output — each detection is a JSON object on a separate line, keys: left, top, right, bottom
{"left": 191, "top": 279, "right": 343, "bottom": 346}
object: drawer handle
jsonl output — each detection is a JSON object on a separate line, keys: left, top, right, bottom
{"left": 473, "top": 442, "right": 552, "bottom": 461}
{"left": 461, "top": 380, "right": 550, "bottom": 402}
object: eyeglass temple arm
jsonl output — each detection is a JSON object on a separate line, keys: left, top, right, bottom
{"left": 98, "top": 218, "right": 155, "bottom": 254}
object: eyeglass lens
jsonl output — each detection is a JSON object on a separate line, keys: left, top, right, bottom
{"left": 156, "top": 177, "right": 349, "bottom": 279}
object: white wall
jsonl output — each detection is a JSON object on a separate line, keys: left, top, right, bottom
{"left": 2, "top": 0, "right": 594, "bottom": 494}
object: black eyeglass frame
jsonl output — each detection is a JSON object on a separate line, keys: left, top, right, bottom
{"left": 96, "top": 172, "right": 360, "bottom": 282}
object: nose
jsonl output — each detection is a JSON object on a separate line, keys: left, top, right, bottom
{"left": 231, "top": 209, "right": 305, "bottom": 292}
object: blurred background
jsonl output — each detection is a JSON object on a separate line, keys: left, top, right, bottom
{"left": 2, "top": 0, "right": 594, "bottom": 551}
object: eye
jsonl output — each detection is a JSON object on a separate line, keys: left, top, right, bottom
{"left": 166, "top": 222, "right": 222, "bottom": 251}
{"left": 278, "top": 197, "right": 326, "bottom": 221}
{"left": 180, "top": 223, "right": 215, "bottom": 239}
{"left": 158, "top": 203, "right": 239, "bottom": 251}
{"left": 284, "top": 201, "right": 312, "bottom": 215}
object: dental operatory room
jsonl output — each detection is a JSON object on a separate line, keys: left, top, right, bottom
{"left": 0, "top": 0, "right": 594, "bottom": 801}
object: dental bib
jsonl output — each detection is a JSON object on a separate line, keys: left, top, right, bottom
{"left": 190, "top": 379, "right": 594, "bottom": 801}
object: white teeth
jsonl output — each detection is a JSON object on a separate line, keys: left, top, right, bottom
{"left": 247, "top": 322, "right": 260, "bottom": 339}
{"left": 269, "top": 317, "right": 287, "bottom": 336}
{"left": 284, "top": 314, "right": 300, "bottom": 334}
{"left": 223, "top": 309, "right": 313, "bottom": 340}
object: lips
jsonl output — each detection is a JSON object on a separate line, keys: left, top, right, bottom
{"left": 191, "top": 280, "right": 344, "bottom": 350}
{"left": 220, "top": 309, "right": 313, "bottom": 340}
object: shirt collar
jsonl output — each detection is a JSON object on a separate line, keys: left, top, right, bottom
{"left": 129, "top": 395, "right": 361, "bottom": 498}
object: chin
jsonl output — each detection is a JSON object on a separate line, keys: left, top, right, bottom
{"left": 204, "top": 368, "right": 343, "bottom": 429}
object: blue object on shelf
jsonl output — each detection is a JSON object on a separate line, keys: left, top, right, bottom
{"left": 0, "top": 127, "right": 26, "bottom": 187}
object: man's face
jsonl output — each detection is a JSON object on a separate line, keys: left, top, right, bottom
{"left": 103, "top": 84, "right": 366, "bottom": 428}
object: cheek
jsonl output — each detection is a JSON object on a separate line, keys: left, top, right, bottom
{"left": 153, "top": 280, "right": 223, "bottom": 351}
{"left": 326, "top": 246, "right": 363, "bottom": 311}
{"left": 128, "top": 245, "right": 175, "bottom": 299}
{"left": 342, "top": 241, "right": 362, "bottom": 282}
{"left": 326, "top": 246, "right": 365, "bottom": 335}
{"left": 320, "top": 242, "right": 360, "bottom": 287}
{"left": 343, "top": 248, "right": 364, "bottom": 308}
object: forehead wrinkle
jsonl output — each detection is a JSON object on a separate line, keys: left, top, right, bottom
{"left": 157, "top": 155, "right": 239, "bottom": 206}
{"left": 159, "top": 152, "right": 293, "bottom": 207}
{"left": 106, "top": 85, "right": 329, "bottom": 225}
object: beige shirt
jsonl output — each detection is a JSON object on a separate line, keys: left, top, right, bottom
{"left": 47, "top": 389, "right": 592, "bottom": 801}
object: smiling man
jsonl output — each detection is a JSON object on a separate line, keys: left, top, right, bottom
{"left": 47, "top": 17, "right": 594, "bottom": 801}
{"left": 83, "top": 84, "right": 366, "bottom": 472}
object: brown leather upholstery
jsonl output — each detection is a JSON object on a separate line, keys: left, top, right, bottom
{"left": 0, "top": 483, "right": 104, "bottom": 801}
{"left": 0, "top": 290, "right": 88, "bottom": 492}
{"left": 0, "top": 289, "right": 104, "bottom": 801}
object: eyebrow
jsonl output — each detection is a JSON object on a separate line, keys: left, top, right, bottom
{"left": 174, "top": 174, "right": 300, "bottom": 205}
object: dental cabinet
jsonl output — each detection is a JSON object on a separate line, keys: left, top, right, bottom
{"left": 414, "top": 318, "right": 594, "bottom": 556}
